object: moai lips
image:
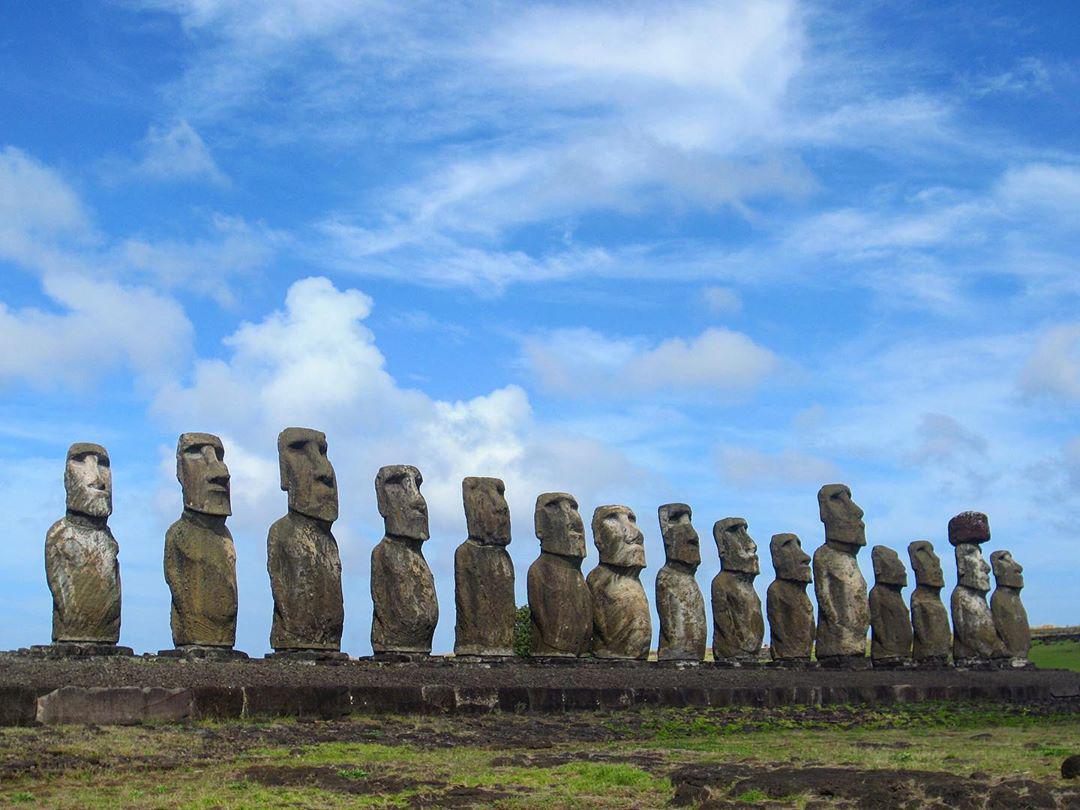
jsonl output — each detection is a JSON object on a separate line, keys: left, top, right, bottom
{"left": 655, "top": 503, "right": 706, "bottom": 662}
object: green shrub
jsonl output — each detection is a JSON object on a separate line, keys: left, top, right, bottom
{"left": 514, "top": 604, "right": 532, "bottom": 657}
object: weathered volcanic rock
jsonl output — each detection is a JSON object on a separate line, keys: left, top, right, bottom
{"left": 528, "top": 492, "right": 592, "bottom": 657}
{"left": 655, "top": 503, "right": 706, "bottom": 662}
{"left": 990, "top": 550, "right": 1030, "bottom": 660}
{"left": 587, "top": 505, "right": 650, "bottom": 660}
{"left": 951, "top": 533, "right": 1005, "bottom": 663}
{"left": 711, "top": 518, "right": 764, "bottom": 662}
{"left": 813, "top": 484, "right": 869, "bottom": 663}
{"left": 766, "top": 533, "right": 814, "bottom": 662}
{"left": 869, "top": 546, "right": 912, "bottom": 664}
{"left": 907, "top": 541, "right": 951, "bottom": 664}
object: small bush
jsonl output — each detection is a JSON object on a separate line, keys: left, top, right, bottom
{"left": 514, "top": 605, "right": 532, "bottom": 657}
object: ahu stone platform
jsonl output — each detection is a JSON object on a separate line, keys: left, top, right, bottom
{"left": 0, "top": 655, "right": 1077, "bottom": 726}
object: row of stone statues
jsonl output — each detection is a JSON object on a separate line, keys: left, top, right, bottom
{"left": 42, "top": 433, "right": 1030, "bottom": 667}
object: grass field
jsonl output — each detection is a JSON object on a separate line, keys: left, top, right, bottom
{"left": 1029, "top": 639, "right": 1080, "bottom": 672}
{"left": 0, "top": 703, "right": 1076, "bottom": 808}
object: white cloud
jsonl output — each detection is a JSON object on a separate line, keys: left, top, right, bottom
{"left": 522, "top": 326, "right": 778, "bottom": 399}
{"left": 0, "top": 146, "right": 91, "bottom": 238}
{"left": 0, "top": 273, "right": 193, "bottom": 389}
{"left": 131, "top": 120, "right": 227, "bottom": 185}
{"left": 716, "top": 446, "right": 838, "bottom": 488}
{"left": 702, "top": 286, "right": 742, "bottom": 315}
{"left": 1019, "top": 324, "right": 1080, "bottom": 401}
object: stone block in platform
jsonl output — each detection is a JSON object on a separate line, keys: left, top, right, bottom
{"left": 264, "top": 650, "right": 350, "bottom": 665}
{"left": 37, "top": 686, "right": 191, "bottom": 725}
{"left": 22, "top": 643, "right": 133, "bottom": 659}
{"left": 157, "top": 646, "right": 248, "bottom": 662}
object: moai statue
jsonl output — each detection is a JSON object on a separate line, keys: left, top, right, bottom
{"left": 163, "top": 433, "right": 244, "bottom": 658}
{"left": 41, "top": 443, "right": 130, "bottom": 656}
{"left": 990, "top": 550, "right": 1030, "bottom": 664}
{"left": 370, "top": 465, "right": 438, "bottom": 656}
{"left": 907, "top": 540, "right": 951, "bottom": 666}
{"left": 949, "top": 511, "right": 1006, "bottom": 665}
{"left": 266, "top": 428, "right": 345, "bottom": 659}
{"left": 655, "top": 503, "right": 707, "bottom": 662}
{"left": 813, "top": 484, "right": 870, "bottom": 667}
{"left": 711, "top": 518, "right": 764, "bottom": 664}
{"left": 527, "top": 492, "right": 592, "bottom": 657}
{"left": 869, "top": 546, "right": 912, "bottom": 666}
{"left": 587, "top": 505, "right": 651, "bottom": 660}
{"left": 766, "top": 533, "right": 813, "bottom": 664}
{"left": 454, "top": 477, "right": 515, "bottom": 657}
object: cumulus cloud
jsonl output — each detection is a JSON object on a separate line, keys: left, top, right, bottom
{"left": 130, "top": 120, "right": 227, "bottom": 185}
{"left": 1019, "top": 324, "right": 1080, "bottom": 401}
{"left": 522, "top": 326, "right": 778, "bottom": 399}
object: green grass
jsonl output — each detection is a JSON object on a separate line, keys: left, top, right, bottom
{"left": 1029, "top": 639, "right": 1080, "bottom": 672}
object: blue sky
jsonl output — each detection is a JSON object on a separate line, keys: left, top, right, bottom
{"left": 1, "top": 0, "right": 1077, "bottom": 655}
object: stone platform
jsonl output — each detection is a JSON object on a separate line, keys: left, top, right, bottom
{"left": 0, "top": 655, "right": 1076, "bottom": 726}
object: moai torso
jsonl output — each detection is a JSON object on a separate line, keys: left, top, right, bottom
{"left": 587, "top": 505, "right": 651, "bottom": 659}
{"left": 767, "top": 533, "right": 813, "bottom": 661}
{"left": 990, "top": 550, "right": 1030, "bottom": 659}
{"left": 370, "top": 465, "right": 438, "bottom": 654}
{"left": 813, "top": 485, "right": 869, "bottom": 660}
{"left": 869, "top": 546, "right": 912, "bottom": 663}
{"left": 908, "top": 541, "right": 950, "bottom": 663}
{"left": 165, "top": 433, "right": 238, "bottom": 648}
{"left": 528, "top": 492, "right": 592, "bottom": 657}
{"left": 268, "top": 428, "right": 344, "bottom": 651}
{"left": 711, "top": 518, "right": 764, "bottom": 661}
{"left": 948, "top": 512, "right": 1006, "bottom": 662}
{"left": 655, "top": 504, "right": 706, "bottom": 662}
{"left": 45, "top": 443, "right": 121, "bottom": 644}
{"left": 454, "top": 477, "right": 515, "bottom": 656}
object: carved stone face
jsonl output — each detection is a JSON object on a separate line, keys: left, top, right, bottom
{"left": 463, "top": 476, "right": 511, "bottom": 546}
{"left": 375, "top": 464, "right": 429, "bottom": 541}
{"left": 948, "top": 511, "right": 990, "bottom": 546}
{"left": 65, "top": 442, "right": 112, "bottom": 518}
{"left": 872, "top": 545, "right": 907, "bottom": 587}
{"left": 818, "top": 484, "right": 866, "bottom": 548}
{"left": 770, "top": 533, "right": 811, "bottom": 583}
{"left": 955, "top": 542, "right": 991, "bottom": 592}
{"left": 714, "top": 517, "right": 760, "bottom": 575}
{"left": 907, "top": 540, "right": 944, "bottom": 588}
{"left": 592, "top": 505, "right": 646, "bottom": 569}
{"left": 177, "top": 433, "right": 231, "bottom": 517}
{"left": 990, "top": 550, "right": 1024, "bottom": 589}
{"left": 535, "top": 492, "right": 586, "bottom": 559}
{"left": 657, "top": 503, "right": 701, "bottom": 567}
{"left": 278, "top": 427, "right": 338, "bottom": 522}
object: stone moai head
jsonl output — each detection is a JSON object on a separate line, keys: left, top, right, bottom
{"left": 592, "top": 505, "right": 646, "bottom": 569}
{"left": 278, "top": 427, "right": 338, "bottom": 523}
{"left": 64, "top": 442, "right": 112, "bottom": 519}
{"left": 177, "top": 433, "right": 231, "bottom": 517}
{"left": 375, "top": 464, "right": 429, "bottom": 541}
{"left": 714, "top": 518, "right": 760, "bottom": 575}
{"left": 463, "top": 476, "right": 511, "bottom": 546}
{"left": 534, "top": 492, "right": 586, "bottom": 559}
{"left": 990, "top": 550, "right": 1024, "bottom": 589}
{"left": 872, "top": 545, "right": 907, "bottom": 588}
{"left": 907, "top": 540, "right": 944, "bottom": 588}
{"left": 818, "top": 484, "right": 866, "bottom": 549}
{"left": 955, "top": 542, "right": 991, "bottom": 593}
{"left": 948, "top": 511, "right": 989, "bottom": 546}
{"left": 657, "top": 503, "right": 701, "bottom": 568}
{"left": 770, "top": 533, "right": 811, "bottom": 583}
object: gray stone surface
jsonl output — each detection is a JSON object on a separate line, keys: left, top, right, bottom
{"left": 990, "top": 550, "right": 1030, "bottom": 660}
{"left": 587, "top": 505, "right": 651, "bottom": 660}
{"left": 164, "top": 434, "right": 238, "bottom": 649}
{"left": 767, "top": 533, "right": 814, "bottom": 662}
{"left": 655, "top": 503, "right": 706, "bottom": 662}
{"left": 45, "top": 443, "right": 122, "bottom": 645}
{"left": 907, "top": 541, "right": 951, "bottom": 664}
{"left": 711, "top": 518, "right": 764, "bottom": 662}
{"left": 36, "top": 686, "right": 192, "bottom": 725}
{"left": 527, "top": 493, "right": 592, "bottom": 657}
{"left": 951, "top": 530, "right": 1006, "bottom": 663}
{"left": 454, "top": 477, "right": 515, "bottom": 657}
{"left": 869, "top": 546, "right": 912, "bottom": 664}
{"left": 813, "top": 484, "right": 870, "bottom": 663}
{"left": 267, "top": 428, "right": 343, "bottom": 652}
{"left": 371, "top": 465, "right": 438, "bottom": 654}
